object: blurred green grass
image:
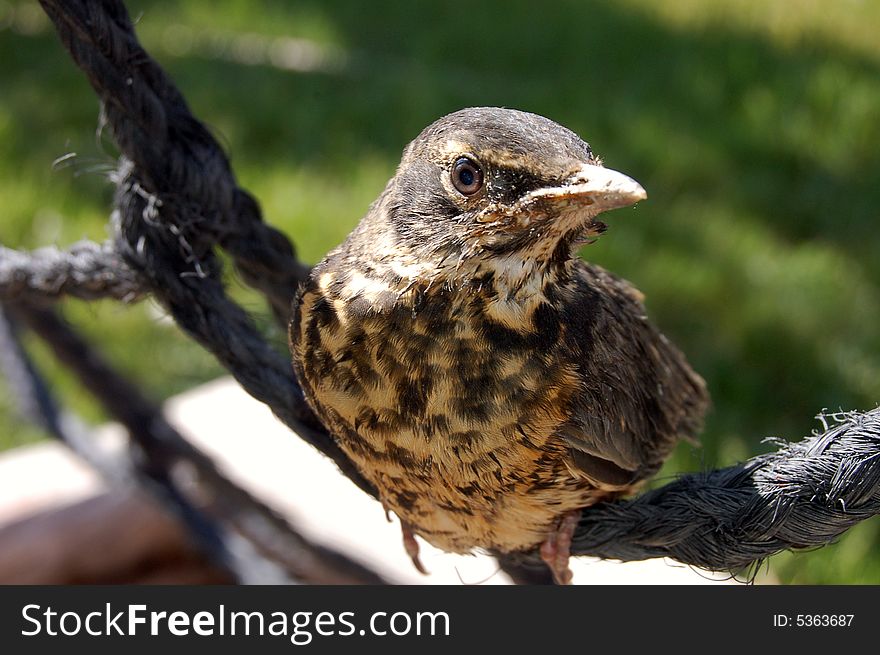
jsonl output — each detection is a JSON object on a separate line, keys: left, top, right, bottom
{"left": 1, "top": 0, "right": 878, "bottom": 583}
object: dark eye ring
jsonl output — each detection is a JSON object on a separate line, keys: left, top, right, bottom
{"left": 451, "top": 157, "right": 484, "bottom": 196}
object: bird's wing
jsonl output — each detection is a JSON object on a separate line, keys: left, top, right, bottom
{"left": 556, "top": 261, "right": 709, "bottom": 487}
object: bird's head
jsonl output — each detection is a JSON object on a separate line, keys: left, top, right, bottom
{"left": 373, "top": 107, "right": 646, "bottom": 284}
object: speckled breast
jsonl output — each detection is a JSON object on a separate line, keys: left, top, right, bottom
{"left": 291, "top": 271, "right": 604, "bottom": 554}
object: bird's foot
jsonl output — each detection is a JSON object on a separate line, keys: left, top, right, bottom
{"left": 540, "top": 510, "right": 580, "bottom": 585}
{"left": 400, "top": 521, "right": 428, "bottom": 575}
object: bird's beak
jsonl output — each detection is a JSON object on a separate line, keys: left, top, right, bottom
{"left": 476, "top": 164, "right": 647, "bottom": 227}
{"left": 537, "top": 164, "right": 647, "bottom": 214}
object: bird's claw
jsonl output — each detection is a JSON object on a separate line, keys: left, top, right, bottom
{"left": 401, "top": 521, "right": 428, "bottom": 575}
{"left": 540, "top": 510, "right": 580, "bottom": 585}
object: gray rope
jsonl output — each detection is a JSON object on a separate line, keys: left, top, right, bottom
{"left": 0, "top": 242, "right": 143, "bottom": 302}
{"left": 7, "top": 0, "right": 874, "bottom": 580}
{"left": 571, "top": 409, "right": 880, "bottom": 569}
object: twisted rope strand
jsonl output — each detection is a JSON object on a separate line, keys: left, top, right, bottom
{"left": 0, "top": 242, "right": 143, "bottom": 302}
{"left": 36, "top": 0, "right": 374, "bottom": 492}
{"left": 570, "top": 409, "right": 880, "bottom": 569}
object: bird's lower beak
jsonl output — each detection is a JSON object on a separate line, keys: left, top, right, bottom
{"left": 535, "top": 164, "right": 647, "bottom": 214}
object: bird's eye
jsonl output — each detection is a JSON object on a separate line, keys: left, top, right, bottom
{"left": 451, "top": 157, "right": 484, "bottom": 196}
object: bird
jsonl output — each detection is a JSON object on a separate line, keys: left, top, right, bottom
{"left": 289, "top": 107, "right": 709, "bottom": 583}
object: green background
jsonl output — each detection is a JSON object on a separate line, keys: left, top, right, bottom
{"left": 1, "top": 0, "right": 878, "bottom": 583}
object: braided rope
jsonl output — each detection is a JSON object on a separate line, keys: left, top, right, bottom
{"left": 0, "top": 242, "right": 142, "bottom": 302}
{"left": 583, "top": 410, "right": 878, "bottom": 570}
{"left": 36, "top": 0, "right": 372, "bottom": 492}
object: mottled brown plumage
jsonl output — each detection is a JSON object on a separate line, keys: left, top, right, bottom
{"left": 290, "top": 107, "right": 708, "bottom": 582}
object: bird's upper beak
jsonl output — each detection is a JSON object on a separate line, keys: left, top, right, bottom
{"left": 521, "top": 164, "right": 647, "bottom": 215}
{"left": 474, "top": 163, "right": 646, "bottom": 232}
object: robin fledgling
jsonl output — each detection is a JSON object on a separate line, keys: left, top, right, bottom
{"left": 290, "top": 107, "right": 709, "bottom": 583}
